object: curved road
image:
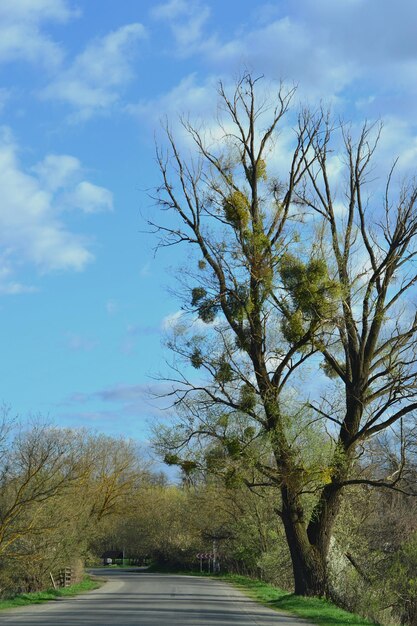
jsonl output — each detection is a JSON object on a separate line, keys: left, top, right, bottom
{"left": 1, "top": 569, "right": 310, "bottom": 625}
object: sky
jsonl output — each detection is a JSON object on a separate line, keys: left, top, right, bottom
{"left": 2, "top": 0, "right": 417, "bottom": 452}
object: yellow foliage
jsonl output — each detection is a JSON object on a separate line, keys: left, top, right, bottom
{"left": 256, "top": 159, "right": 267, "bottom": 181}
{"left": 321, "top": 467, "right": 333, "bottom": 485}
{"left": 223, "top": 191, "right": 250, "bottom": 228}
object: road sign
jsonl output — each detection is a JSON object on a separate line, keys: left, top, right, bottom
{"left": 196, "top": 553, "right": 214, "bottom": 559}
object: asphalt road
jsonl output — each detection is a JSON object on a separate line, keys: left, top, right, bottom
{"left": 1, "top": 569, "right": 310, "bottom": 625}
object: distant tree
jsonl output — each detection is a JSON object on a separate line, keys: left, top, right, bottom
{"left": 0, "top": 422, "right": 88, "bottom": 559}
{"left": 0, "top": 417, "right": 142, "bottom": 593}
{"left": 151, "top": 74, "right": 417, "bottom": 597}
{"left": 81, "top": 434, "right": 140, "bottom": 523}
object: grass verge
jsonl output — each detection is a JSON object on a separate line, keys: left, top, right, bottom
{"left": 0, "top": 575, "right": 102, "bottom": 611}
{"left": 221, "top": 574, "right": 384, "bottom": 626}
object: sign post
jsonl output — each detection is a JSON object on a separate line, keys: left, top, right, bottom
{"left": 196, "top": 552, "right": 218, "bottom": 573}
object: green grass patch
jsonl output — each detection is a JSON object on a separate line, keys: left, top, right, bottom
{"left": 0, "top": 575, "right": 102, "bottom": 611}
{"left": 221, "top": 574, "right": 385, "bottom": 626}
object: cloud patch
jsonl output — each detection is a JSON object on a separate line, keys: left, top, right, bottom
{"left": 0, "top": 0, "right": 78, "bottom": 69}
{"left": 32, "top": 153, "right": 113, "bottom": 214}
{"left": 0, "top": 128, "right": 113, "bottom": 293}
{"left": 145, "top": 0, "right": 417, "bottom": 125}
{"left": 65, "top": 381, "right": 175, "bottom": 422}
{"left": 151, "top": 0, "right": 211, "bottom": 56}
{"left": 42, "top": 23, "right": 146, "bottom": 119}
{"left": 69, "top": 181, "right": 113, "bottom": 214}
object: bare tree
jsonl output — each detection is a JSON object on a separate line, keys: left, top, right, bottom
{"left": 0, "top": 423, "right": 140, "bottom": 563}
{"left": 0, "top": 424, "right": 89, "bottom": 558}
{"left": 151, "top": 74, "right": 417, "bottom": 596}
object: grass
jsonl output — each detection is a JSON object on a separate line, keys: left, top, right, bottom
{"left": 0, "top": 575, "right": 102, "bottom": 611}
{"left": 221, "top": 574, "right": 385, "bottom": 626}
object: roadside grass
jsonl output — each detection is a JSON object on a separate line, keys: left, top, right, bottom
{"left": 222, "top": 574, "right": 385, "bottom": 626}
{"left": 0, "top": 576, "right": 102, "bottom": 611}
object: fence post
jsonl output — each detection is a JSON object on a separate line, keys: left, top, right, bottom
{"left": 64, "top": 567, "right": 72, "bottom": 587}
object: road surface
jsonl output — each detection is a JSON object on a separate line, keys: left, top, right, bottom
{"left": 1, "top": 569, "right": 311, "bottom": 625}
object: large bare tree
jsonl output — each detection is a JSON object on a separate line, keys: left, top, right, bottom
{"left": 151, "top": 74, "right": 417, "bottom": 596}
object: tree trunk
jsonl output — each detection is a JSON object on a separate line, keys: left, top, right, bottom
{"left": 291, "top": 546, "right": 327, "bottom": 597}
{"left": 281, "top": 486, "right": 329, "bottom": 597}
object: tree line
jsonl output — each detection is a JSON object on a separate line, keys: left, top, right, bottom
{"left": 0, "top": 409, "right": 139, "bottom": 594}
{"left": 0, "top": 408, "right": 414, "bottom": 625}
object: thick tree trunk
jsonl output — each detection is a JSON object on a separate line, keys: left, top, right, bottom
{"left": 265, "top": 398, "right": 349, "bottom": 598}
{"left": 278, "top": 402, "right": 356, "bottom": 597}
{"left": 281, "top": 485, "right": 331, "bottom": 597}
{"left": 284, "top": 526, "right": 328, "bottom": 595}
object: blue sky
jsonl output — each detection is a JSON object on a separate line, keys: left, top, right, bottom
{"left": 1, "top": 0, "right": 417, "bottom": 448}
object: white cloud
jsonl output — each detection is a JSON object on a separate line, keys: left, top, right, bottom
{"left": 200, "top": 17, "right": 355, "bottom": 104}
{"left": 161, "top": 309, "right": 184, "bottom": 331}
{"left": 0, "top": 283, "right": 37, "bottom": 295}
{"left": 0, "top": 128, "right": 113, "bottom": 293}
{"left": 0, "top": 0, "right": 78, "bottom": 69}
{"left": 173, "top": 7, "right": 210, "bottom": 51}
{"left": 69, "top": 181, "right": 113, "bottom": 214}
{"left": 42, "top": 23, "right": 146, "bottom": 119}
{"left": 33, "top": 154, "right": 113, "bottom": 213}
{"left": 133, "top": 73, "right": 298, "bottom": 165}
{"left": 129, "top": 74, "right": 219, "bottom": 145}
{"left": 377, "top": 117, "right": 417, "bottom": 173}
{"left": 134, "top": 0, "right": 417, "bottom": 147}
{"left": 32, "top": 154, "right": 80, "bottom": 191}
{"left": 146, "top": 0, "right": 417, "bottom": 125}
{"left": 151, "top": 0, "right": 210, "bottom": 56}
{"left": 151, "top": 0, "right": 188, "bottom": 20}
{"left": 161, "top": 309, "right": 216, "bottom": 334}
{"left": 136, "top": 0, "right": 417, "bottom": 204}
{"left": 0, "top": 0, "right": 76, "bottom": 22}
{"left": 139, "top": 72, "right": 214, "bottom": 118}
{"left": 0, "top": 256, "right": 37, "bottom": 295}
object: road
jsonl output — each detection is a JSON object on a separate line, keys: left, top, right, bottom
{"left": 1, "top": 569, "right": 310, "bottom": 625}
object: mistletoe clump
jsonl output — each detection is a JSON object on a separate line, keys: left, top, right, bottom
{"left": 190, "top": 348, "right": 203, "bottom": 369}
{"left": 239, "top": 383, "right": 256, "bottom": 411}
{"left": 280, "top": 254, "right": 340, "bottom": 343}
{"left": 248, "top": 158, "right": 267, "bottom": 182}
{"left": 191, "top": 286, "right": 219, "bottom": 323}
{"left": 214, "top": 360, "right": 233, "bottom": 384}
{"left": 223, "top": 190, "right": 250, "bottom": 229}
